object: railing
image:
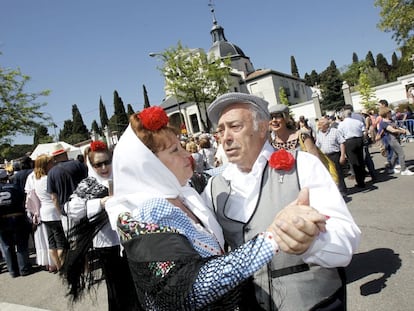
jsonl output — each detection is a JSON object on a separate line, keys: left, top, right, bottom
{"left": 397, "top": 119, "right": 414, "bottom": 142}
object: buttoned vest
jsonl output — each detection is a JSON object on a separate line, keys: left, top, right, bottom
{"left": 210, "top": 157, "right": 342, "bottom": 310}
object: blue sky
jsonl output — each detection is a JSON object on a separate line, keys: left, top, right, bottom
{"left": 1, "top": 0, "right": 398, "bottom": 144}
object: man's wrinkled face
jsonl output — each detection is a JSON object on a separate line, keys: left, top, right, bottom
{"left": 216, "top": 103, "right": 267, "bottom": 172}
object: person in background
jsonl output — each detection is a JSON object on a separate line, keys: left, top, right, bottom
{"left": 12, "top": 156, "right": 33, "bottom": 195}
{"left": 24, "top": 163, "right": 55, "bottom": 273}
{"left": 203, "top": 92, "right": 360, "bottom": 310}
{"left": 378, "top": 107, "right": 414, "bottom": 176}
{"left": 105, "top": 106, "right": 327, "bottom": 310}
{"left": 344, "top": 105, "right": 376, "bottom": 183}
{"left": 33, "top": 154, "right": 66, "bottom": 271}
{"left": 316, "top": 118, "right": 348, "bottom": 196}
{"left": 269, "top": 104, "right": 320, "bottom": 160}
{"left": 0, "top": 169, "right": 32, "bottom": 277}
{"left": 375, "top": 99, "right": 395, "bottom": 167}
{"left": 47, "top": 144, "right": 88, "bottom": 232}
{"left": 338, "top": 109, "right": 367, "bottom": 189}
{"left": 62, "top": 141, "right": 139, "bottom": 310}
{"left": 213, "top": 130, "right": 229, "bottom": 167}
{"left": 198, "top": 136, "right": 216, "bottom": 170}
{"left": 186, "top": 141, "right": 204, "bottom": 173}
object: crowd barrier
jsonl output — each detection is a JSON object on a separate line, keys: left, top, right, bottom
{"left": 397, "top": 119, "right": 414, "bottom": 141}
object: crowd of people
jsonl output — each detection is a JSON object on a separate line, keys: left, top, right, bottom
{"left": 1, "top": 92, "right": 412, "bottom": 310}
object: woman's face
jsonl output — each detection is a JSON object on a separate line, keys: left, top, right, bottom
{"left": 269, "top": 112, "right": 287, "bottom": 132}
{"left": 90, "top": 152, "right": 112, "bottom": 179}
{"left": 156, "top": 133, "right": 193, "bottom": 186}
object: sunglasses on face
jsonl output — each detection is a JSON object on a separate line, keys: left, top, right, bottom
{"left": 270, "top": 113, "right": 284, "bottom": 119}
{"left": 92, "top": 160, "right": 112, "bottom": 169}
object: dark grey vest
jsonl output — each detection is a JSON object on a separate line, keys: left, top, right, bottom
{"left": 210, "top": 158, "right": 342, "bottom": 310}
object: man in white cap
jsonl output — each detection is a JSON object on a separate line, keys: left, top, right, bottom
{"left": 47, "top": 143, "right": 88, "bottom": 215}
{"left": 202, "top": 92, "right": 361, "bottom": 310}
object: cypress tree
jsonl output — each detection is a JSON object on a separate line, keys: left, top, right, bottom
{"left": 33, "top": 125, "right": 52, "bottom": 145}
{"left": 320, "top": 61, "right": 344, "bottom": 112}
{"left": 143, "top": 84, "right": 150, "bottom": 108}
{"left": 59, "top": 120, "right": 73, "bottom": 142}
{"left": 110, "top": 90, "right": 129, "bottom": 133}
{"left": 391, "top": 52, "right": 399, "bottom": 68}
{"left": 365, "top": 51, "right": 376, "bottom": 67}
{"left": 99, "top": 96, "right": 109, "bottom": 129}
{"left": 127, "top": 104, "right": 135, "bottom": 116}
{"left": 91, "top": 120, "right": 102, "bottom": 137}
{"left": 71, "top": 104, "right": 89, "bottom": 141}
{"left": 376, "top": 53, "right": 391, "bottom": 81}
{"left": 305, "top": 70, "right": 320, "bottom": 86}
{"left": 352, "top": 52, "right": 359, "bottom": 63}
{"left": 290, "top": 56, "right": 300, "bottom": 78}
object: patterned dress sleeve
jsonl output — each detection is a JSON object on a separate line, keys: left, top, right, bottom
{"left": 117, "top": 207, "right": 276, "bottom": 310}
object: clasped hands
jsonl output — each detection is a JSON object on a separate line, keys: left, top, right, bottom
{"left": 267, "top": 187, "right": 327, "bottom": 255}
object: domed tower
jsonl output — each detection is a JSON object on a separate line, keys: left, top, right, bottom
{"left": 208, "top": 6, "right": 255, "bottom": 79}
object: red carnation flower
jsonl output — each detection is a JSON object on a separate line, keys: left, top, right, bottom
{"left": 269, "top": 149, "right": 295, "bottom": 171}
{"left": 138, "top": 106, "right": 169, "bottom": 131}
{"left": 90, "top": 141, "right": 108, "bottom": 152}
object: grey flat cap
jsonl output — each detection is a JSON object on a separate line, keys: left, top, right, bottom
{"left": 207, "top": 92, "right": 270, "bottom": 125}
{"left": 268, "top": 104, "right": 289, "bottom": 114}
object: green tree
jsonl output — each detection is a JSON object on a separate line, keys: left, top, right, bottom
{"left": 352, "top": 52, "right": 359, "bottom": 63}
{"left": 388, "top": 49, "right": 414, "bottom": 80}
{"left": 357, "top": 71, "right": 378, "bottom": 110}
{"left": 304, "top": 70, "right": 320, "bottom": 86}
{"left": 33, "top": 125, "right": 53, "bottom": 145}
{"left": 109, "top": 90, "right": 128, "bottom": 133}
{"left": 58, "top": 105, "right": 89, "bottom": 145}
{"left": 278, "top": 86, "right": 290, "bottom": 106}
{"left": 320, "top": 61, "right": 344, "bottom": 112}
{"left": 375, "top": 0, "right": 414, "bottom": 59}
{"left": 0, "top": 60, "right": 50, "bottom": 144}
{"left": 143, "top": 84, "right": 150, "bottom": 108}
{"left": 290, "top": 55, "right": 300, "bottom": 78}
{"left": 157, "top": 42, "right": 232, "bottom": 130}
{"left": 91, "top": 120, "right": 102, "bottom": 137}
{"left": 0, "top": 143, "right": 33, "bottom": 162}
{"left": 365, "top": 66, "right": 387, "bottom": 86}
{"left": 365, "top": 51, "right": 376, "bottom": 67}
{"left": 99, "top": 96, "right": 109, "bottom": 129}
{"left": 71, "top": 104, "right": 89, "bottom": 141}
{"left": 340, "top": 61, "right": 361, "bottom": 87}
{"left": 127, "top": 103, "right": 135, "bottom": 116}
{"left": 59, "top": 120, "right": 73, "bottom": 142}
{"left": 376, "top": 53, "right": 391, "bottom": 81}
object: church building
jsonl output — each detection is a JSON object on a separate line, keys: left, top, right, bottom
{"left": 160, "top": 7, "right": 313, "bottom": 134}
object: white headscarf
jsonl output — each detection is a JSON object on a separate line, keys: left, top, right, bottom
{"left": 85, "top": 149, "right": 112, "bottom": 188}
{"left": 106, "top": 125, "right": 224, "bottom": 248}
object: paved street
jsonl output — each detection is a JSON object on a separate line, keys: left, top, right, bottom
{"left": 1, "top": 141, "right": 413, "bottom": 311}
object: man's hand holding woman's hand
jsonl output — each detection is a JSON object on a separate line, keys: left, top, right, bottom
{"left": 266, "top": 188, "right": 328, "bottom": 255}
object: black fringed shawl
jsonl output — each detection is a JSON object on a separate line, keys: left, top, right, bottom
{"left": 60, "top": 176, "right": 110, "bottom": 302}
{"left": 118, "top": 216, "right": 263, "bottom": 311}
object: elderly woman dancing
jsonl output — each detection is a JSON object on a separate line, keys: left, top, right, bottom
{"left": 105, "top": 106, "right": 327, "bottom": 310}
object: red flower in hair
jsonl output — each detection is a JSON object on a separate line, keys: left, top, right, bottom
{"left": 90, "top": 141, "right": 108, "bottom": 152}
{"left": 269, "top": 149, "right": 295, "bottom": 171}
{"left": 138, "top": 106, "right": 169, "bottom": 131}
